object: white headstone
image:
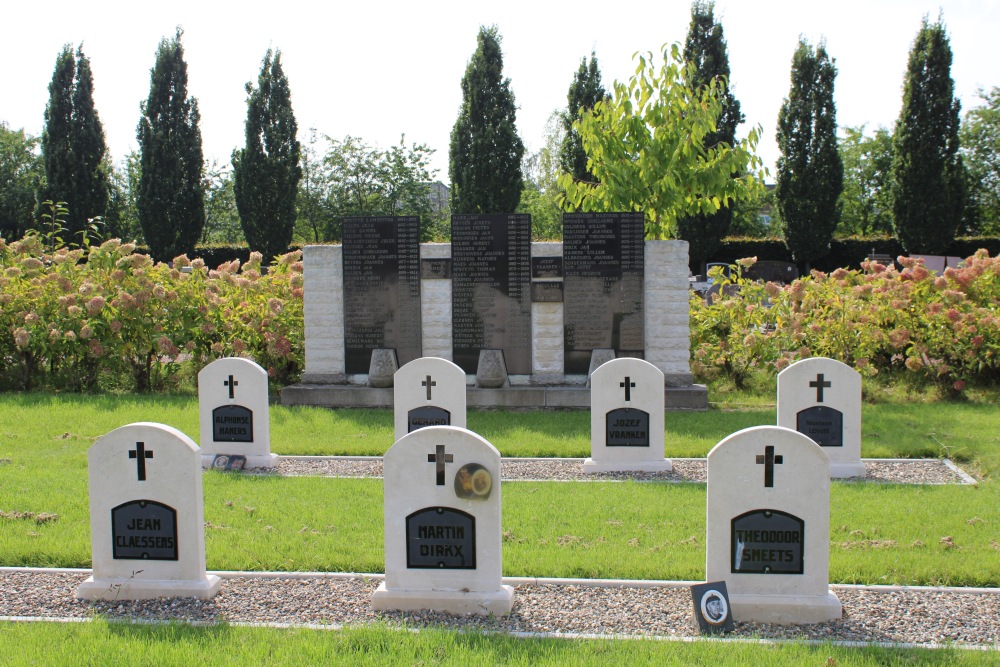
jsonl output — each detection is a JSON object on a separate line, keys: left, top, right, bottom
{"left": 393, "top": 357, "right": 467, "bottom": 442}
{"left": 198, "top": 357, "right": 277, "bottom": 468}
{"left": 706, "top": 426, "right": 841, "bottom": 624}
{"left": 371, "top": 425, "right": 514, "bottom": 615}
{"left": 583, "top": 357, "right": 671, "bottom": 473}
{"left": 777, "top": 357, "right": 865, "bottom": 478}
{"left": 77, "top": 422, "right": 221, "bottom": 600}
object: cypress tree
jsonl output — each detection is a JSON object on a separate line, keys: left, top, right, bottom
{"left": 560, "top": 51, "right": 606, "bottom": 184}
{"left": 891, "top": 16, "right": 964, "bottom": 253}
{"left": 677, "top": 1, "right": 745, "bottom": 272}
{"left": 775, "top": 39, "right": 842, "bottom": 266}
{"left": 136, "top": 28, "right": 205, "bottom": 262}
{"left": 233, "top": 49, "right": 302, "bottom": 261}
{"left": 449, "top": 25, "right": 524, "bottom": 214}
{"left": 38, "top": 44, "right": 110, "bottom": 240}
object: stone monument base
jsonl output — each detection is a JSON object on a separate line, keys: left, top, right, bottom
{"left": 281, "top": 383, "right": 708, "bottom": 411}
{"left": 201, "top": 453, "right": 280, "bottom": 470}
{"left": 371, "top": 582, "right": 515, "bottom": 616}
{"left": 582, "top": 458, "right": 673, "bottom": 474}
{"left": 77, "top": 574, "right": 221, "bottom": 601}
{"left": 830, "top": 461, "right": 867, "bottom": 479}
{"left": 729, "top": 591, "right": 842, "bottom": 624}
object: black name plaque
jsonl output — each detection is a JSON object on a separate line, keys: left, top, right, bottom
{"left": 731, "top": 509, "right": 804, "bottom": 574}
{"left": 563, "top": 213, "right": 645, "bottom": 374}
{"left": 605, "top": 408, "right": 650, "bottom": 447}
{"left": 112, "top": 500, "right": 178, "bottom": 561}
{"left": 342, "top": 217, "right": 422, "bottom": 374}
{"left": 408, "top": 406, "right": 451, "bottom": 433}
{"left": 212, "top": 405, "right": 253, "bottom": 442}
{"left": 796, "top": 406, "right": 844, "bottom": 447}
{"left": 406, "top": 507, "right": 476, "bottom": 569}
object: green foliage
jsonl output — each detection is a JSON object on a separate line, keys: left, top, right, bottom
{"left": 558, "top": 44, "right": 764, "bottom": 240}
{"left": 892, "top": 16, "right": 965, "bottom": 254}
{"left": 37, "top": 44, "right": 111, "bottom": 239}
{"left": 838, "top": 125, "right": 894, "bottom": 236}
{"left": 0, "top": 123, "right": 43, "bottom": 241}
{"left": 677, "top": 1, "right": 746, "bottom": 270}
{"left": 294, "top": 128, "right": 335, "bottom": 243}
{"left": 518, "top": 110, "right": 565, "bottom": 240}
{"left": 730, "top": 185, "right": 777, "bottom": 239}
{"left": 960, "top": 87, "right": 1000, "bottom": 235}
{"left": 136, "top": 28, "right": 206, "bottom": 262}
{"left": 202, "top": 159, "right": 241, "bottom": 244}
{"left": 449, "top": 25, "right": 524, "bottom": 214}
{"left": 775, "top": 39, "right": 842, "bottom": 265}
{"left": 691, "top": 251, "right": 1000, "bottom": 393}
{"left": 233, "top": 49, "right": 302, "bottom": 262}
{"left": 0, "top": 234, "right": 303, "bottom": 392}
{"left": 559, "top": 51, "right": 606, "bottom": 184}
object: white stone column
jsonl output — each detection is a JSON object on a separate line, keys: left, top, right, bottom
{"left": 530, "top": 242, "right": 564, "bottom": 382}
{"left": 645, "top": 240, "right": 693, "bottom": 386}
{"left": 420, "top": 243, "right": 453, "bottom": 361}
{"left": 302, "top": 245, "right": 345, "bottom": 383}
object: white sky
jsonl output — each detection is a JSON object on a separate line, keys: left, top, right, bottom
{"left": 3, "top": 1, "right": 999, "bottom": 185}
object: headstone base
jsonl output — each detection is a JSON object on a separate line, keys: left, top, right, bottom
{"left": 729, "top": 591, "right": 842, "bottom": 625}
{"left": 371, "top": 582, "right": 515, "bottom": 616}
{"left": 582, "top": 458, "right": 673, "bottom": 473}
{"left": 831, "top": 461, "right": 866, "bottom": 479}
{"left": 200, "top": 453, "right": 279, "bottom": 470}
{"left": 76, "top": 574, "right": 221, "bottom": 601}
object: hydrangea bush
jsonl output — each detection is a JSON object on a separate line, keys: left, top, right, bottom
{"left": 0, "top": 234, "right": 303, "bottom": 392}
{"left": 690, "top": 251, "right": 1000, "bottom": 394}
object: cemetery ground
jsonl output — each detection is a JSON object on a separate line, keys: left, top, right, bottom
{"left": 0, "top": 383, "right": 998, "bottom": 664}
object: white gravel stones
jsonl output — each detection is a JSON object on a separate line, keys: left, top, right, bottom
{"left": 1, "top": 572, "right": 997, "bottom": 647}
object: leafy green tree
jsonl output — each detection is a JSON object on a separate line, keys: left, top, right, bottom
{"left": 960, "top": 87, "right": 1000, "bottom": 235}
{"left": 233, "top": 49, "right": 302, "bottom": 261}
{"left": 295, "top": 128, "right": 335, "bottom": 243}
{"left": 837, "top": 125, "right": 894, "bottom": 237}
{"left": 677, "top": 1, "right": 745, "bottom": 270}
{"left": 891, "top": 16, "right": 964, "bottom": 253}
{"left": 136, "top": 28, "right": 206, "bottom": 262}
{"left": 202, "top": 160, "right": 242, "bottom": 244}
{"left": 560, "top": 51, "right": 606, "bottom": 184}
{"left": 449, "top": 25, "right": 524, "bottom": 214}
{"left": 0, "top": 123, "right": 43, "bottom": 241}
{"left": 775, "top": 39, "right": 842, "bottom": 265}
{"left": 558, "top": 44, "right": 763, "bottom": 240}
{"left": 37, "top": 44, "right": 110, "bottom": 241}
{"left": 519, "top": 110, "right": 565, "bottom": 239}
{"left": 731, "top": 184, "right": 778, "bottom": 238}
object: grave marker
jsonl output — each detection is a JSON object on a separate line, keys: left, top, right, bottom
{"left": 393, "top": 357, "right": 467, "bottom": 442}
{"left": 77, "top": 422, "right": 221, "bottom": 600}
{"left": 777, "top": 358, "right": 865, "bottom": 478}
{"left": 198, "top": 357, "right": 277, "bottom": 468}
{"left": 371, "top": 426, "right": 514, "bottom": 615}
{"left": 706, "top": 425, "right": 841, "bottom": 624}
{"left": 583, "top": 357, "right": 671, "bottom": 473}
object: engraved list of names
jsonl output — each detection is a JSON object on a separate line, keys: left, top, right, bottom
{"left": 451, "top": 214, "right": 532, "bottom": 374}
{"left": 341, "top": 216, "right": 422, "bottom": 374}
{"left": 563, "top": 212, "right": 645, "bottom": 375}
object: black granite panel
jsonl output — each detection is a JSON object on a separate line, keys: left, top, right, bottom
{"left": 563, "top": 213, "right": 645, "bottom": 374}
{"left": 451, "top": 214, "right": 532, "bottom": 374}
{"left": 342, "top": 217, "right": 422, "bottom": 374}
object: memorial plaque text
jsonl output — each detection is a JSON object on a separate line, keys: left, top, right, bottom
{"left": 605, "top": 408, "right": 650, "bottom": 447}
{"left": 112, "top": 500, "right": 178, "bottom": 561}
{"left": 563, "top": 213, "right": 644, "bottom": 374}
{"left": 342, "top": 217, "right": 422, "bottom": 374}
{"left": 212, "top": 405, "right": 253, "bottom": 442}
{"left": 408, "top": 406, "right": 451, "bottom": 433}
{"left": 451, "top": 214, "right": 531, "bottom": 374}
{"left": 731, "top": 509, "right": 804, "bottom": 574}
{"left": 406, "top": 507, "right": 476, "bottom": 569}
{"left": 796, "top": 406, "right": 844, "bottom": 447}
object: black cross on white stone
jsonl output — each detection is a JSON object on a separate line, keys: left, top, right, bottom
{"left": 620, "top": 377, "right": 636, "bottom": 402}
{"left": 809, "top": 373, "right": 831, "bottom": 403}
{"left": 427, "top": 444, "right": 453, "bottom": 486}
{"left": 755, "top": 445, "right": 783, "bottom": 488}
{"left": 128, "top": 442, "right": 153, "bottom": 482}
{"left": 422, "top": 375, "right": 436, "bottom": 401}
{"left": 224, "top": 375, "right": 238, "bottom": 399}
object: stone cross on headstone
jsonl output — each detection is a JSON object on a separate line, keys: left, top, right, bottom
{"left": 393, "top": 357, "right": 467, "bottom": 442}
{"left": 755, "top": 445, "right": 783, "bottom": 488}
{"left": 620, "top": 376, "right": 635, "bottom": 402}
{"left": 423, "top": 375, "right": 436, "bottom": 400}
{"left": 128, "top": 442, "right": 153, "bottom": 481}
{"left": 427, "top": 444, "right": 453, "bottom": 485}
{"left": 809, "top": 374, "right": 831, "bottom": 402}
{"left": 224, "top": 375, "right": 238, "bottom": 399}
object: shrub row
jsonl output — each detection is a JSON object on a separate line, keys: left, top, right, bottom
{"left": 0, "top": 235, "right": 303, "bottom": 392}
{"left": 690, "top": 251, "right": 1000, "bottom": 393}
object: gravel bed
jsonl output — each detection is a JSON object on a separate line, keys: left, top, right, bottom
{"left": 1, "top": 571, "right": 997, "bottom": 647}
{"left": 266, "top": 458, "right": 971, "bottom": 485}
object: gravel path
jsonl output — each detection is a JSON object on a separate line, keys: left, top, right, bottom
{"left": 267, "top": 457, "right": 973, "bottom": 485}
{"left": 1, "top": 571, "right": 997, "bottom": 647}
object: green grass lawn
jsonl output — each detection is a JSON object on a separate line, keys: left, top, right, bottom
{"left": 1, "top": 391, "right": 998, "bottom": 663}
